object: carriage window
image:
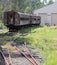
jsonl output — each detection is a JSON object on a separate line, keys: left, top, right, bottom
{"left": 34, "top": 18, "right": 36, "bottom": 20}
{"left": 20, "top": 18, "right": 29, "bottom": 20}
{"left": 10, "top": 15, "right": 13, "bottom": 24}
{"left": 11, "top": 18, "right": 13, "bottom": 23}
{"left": 38, "top": 19, "right": 40, "bottom": 20}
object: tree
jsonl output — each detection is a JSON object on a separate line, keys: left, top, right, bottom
{"left": 24, "top": 7, "right": 32, "bottom": 13}
{"left": 47, "top": 0, "right": 54, "bottom": 5}
{"left": 0, "top": 0, "right": 46, "bottom": 15}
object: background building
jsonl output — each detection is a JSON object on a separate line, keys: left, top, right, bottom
{"left": 34, "top": 2, "right": 57, "bottom": 26}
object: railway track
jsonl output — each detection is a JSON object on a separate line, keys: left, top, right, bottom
{"left": 0, "top": 48, "right": 13, "bottom": 65}
{"left": 11, "top": 42, "right": 40, "bottom": 65}
{"left": 0, "top": 42, "right": 40, "bottom": 65}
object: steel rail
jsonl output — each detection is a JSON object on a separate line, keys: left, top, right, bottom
{"left": 14, "top": 45, "right": 36, "bottom": 65}
{"left": 0, "top": 50, "right": 9, "bottom": 65}
{"left": 8, "top": 50, "right": 13, "bottom": 65}
{"left": 0, "top": 50, "right": 13, "bottom": 65}
{"left": 24, "top": 42, "right": 39, "bottom": 65}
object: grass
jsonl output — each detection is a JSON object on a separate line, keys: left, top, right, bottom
{"left": 2, "top": 42, "right": 15, "bottom": 52}
{"left": 0, "top": 22, "right": 7, "bottom": 29}
{"left": 0, "top": 25, "right": 57, "bottom": 65}
{"left": 0, "top": 21, "right": 8, "bottom": 34}
{"left": 17, "top": 26, "right": 57, "bottom": 65}
{"left": 0, "top": 29, "right": 9, "bottom": 34}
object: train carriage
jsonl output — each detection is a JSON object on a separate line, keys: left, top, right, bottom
{"left": 18, "top": 12, "right": 30, "bottom": 25}
{"left": 31, "top": 15, "right": 41, "bottom": 25}
{"left": 3, "top": 10, "right": 41, "bottom": 31}
{"left": 4, "top": 10, "right": 18, "bottom": 27}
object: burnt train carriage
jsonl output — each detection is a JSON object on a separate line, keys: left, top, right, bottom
{"left": 4, "top": 10, "right": 19, "bottom": 30}
{"left": 4, "top": 10, "right": 41, "bottom": 31}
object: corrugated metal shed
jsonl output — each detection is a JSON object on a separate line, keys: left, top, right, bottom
{"left": 34, "top": 2, "right": 57, "bottom": 26}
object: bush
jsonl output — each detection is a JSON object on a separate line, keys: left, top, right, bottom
{"left": 0, "top": 22, "right": 6, "bottom": 29}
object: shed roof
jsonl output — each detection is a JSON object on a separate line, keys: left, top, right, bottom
{"left": 34, "top": 2, "right": 57, "bottom": 14}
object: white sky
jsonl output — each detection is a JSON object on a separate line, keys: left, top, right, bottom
{"left": 41, "top": 0, "right": 55, "bottom": 2}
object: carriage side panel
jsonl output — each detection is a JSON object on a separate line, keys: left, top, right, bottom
{"left": 19, "top": 14, "right": 30, "bottom": 25}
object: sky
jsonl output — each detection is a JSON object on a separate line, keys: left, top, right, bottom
{"left": 41, "top": 0, "right": 55, "bottom": 2}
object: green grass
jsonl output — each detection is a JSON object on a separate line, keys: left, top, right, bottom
{"left": 0, "top": 22, "right": 7, "bottom": 29}
{"left": 0, "top": 21, "right": 8, "bottom": 34}
{"left": 17, "top": 26, "right": 57, "bottom": 65}
{"left": 0, "top": 25, "right": 57, "bottom": 65}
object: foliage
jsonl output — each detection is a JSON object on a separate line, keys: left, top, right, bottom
{"left": 0, "top": 0, "right": 45, "bottom": 14}
{"left": 47, "top": 0, "right": 54, "bottom": 5}
{"left": 16, "top": 26, "right": 57, "bottom": 65}
{"left": 0, "top": 22, "right": 7, "bottom": 29}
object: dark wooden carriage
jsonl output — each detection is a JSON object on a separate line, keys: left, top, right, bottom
{"left": 3, "top": 10, "right": 41, "bottom": 31}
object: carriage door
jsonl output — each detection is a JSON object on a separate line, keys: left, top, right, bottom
{"left": 15, "top": 13, "right": 20, "bottom": 25}
{"left": 9, "top": 12, "right": 15, "bottom": 25}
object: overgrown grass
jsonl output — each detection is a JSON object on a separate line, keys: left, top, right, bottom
{"left": 0, "top": 21, "right": 8, "bottom": 33}
{"left": 0, "top": 21, "right": 7, "bottom": 29}
{"left": 0, "top": 25, "right": 57, "bottom": 65}
{"left": 17, "top": 26, "right": 57, "bottom": 65}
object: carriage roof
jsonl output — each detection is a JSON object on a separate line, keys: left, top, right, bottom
{"left": 4, "top": 10, "right": 40, "bottom": 18}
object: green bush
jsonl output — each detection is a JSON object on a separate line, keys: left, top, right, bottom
{"left": 0, "top": 22, "right": 6, "bottom": 29}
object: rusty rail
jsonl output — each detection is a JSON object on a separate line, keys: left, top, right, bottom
{"left": 0, "top": 50, "right": 13, "bottom": 65}
{"left": 13, "top": 43, "right": 40, "bottom": 65}
{"left": 0, "top": 42, "right": 39, "bottom": 65}
{"left": 8, "top": 50, "right": 13, "bottom": 65}
{"left": 0, "top": 50, "right": 9, "bottom": 65}
{"left": 24, "top": 42, "right": 39, "bottom": 65}
{"left": 14, "top": 45, "right": 35, "bottom": 65}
